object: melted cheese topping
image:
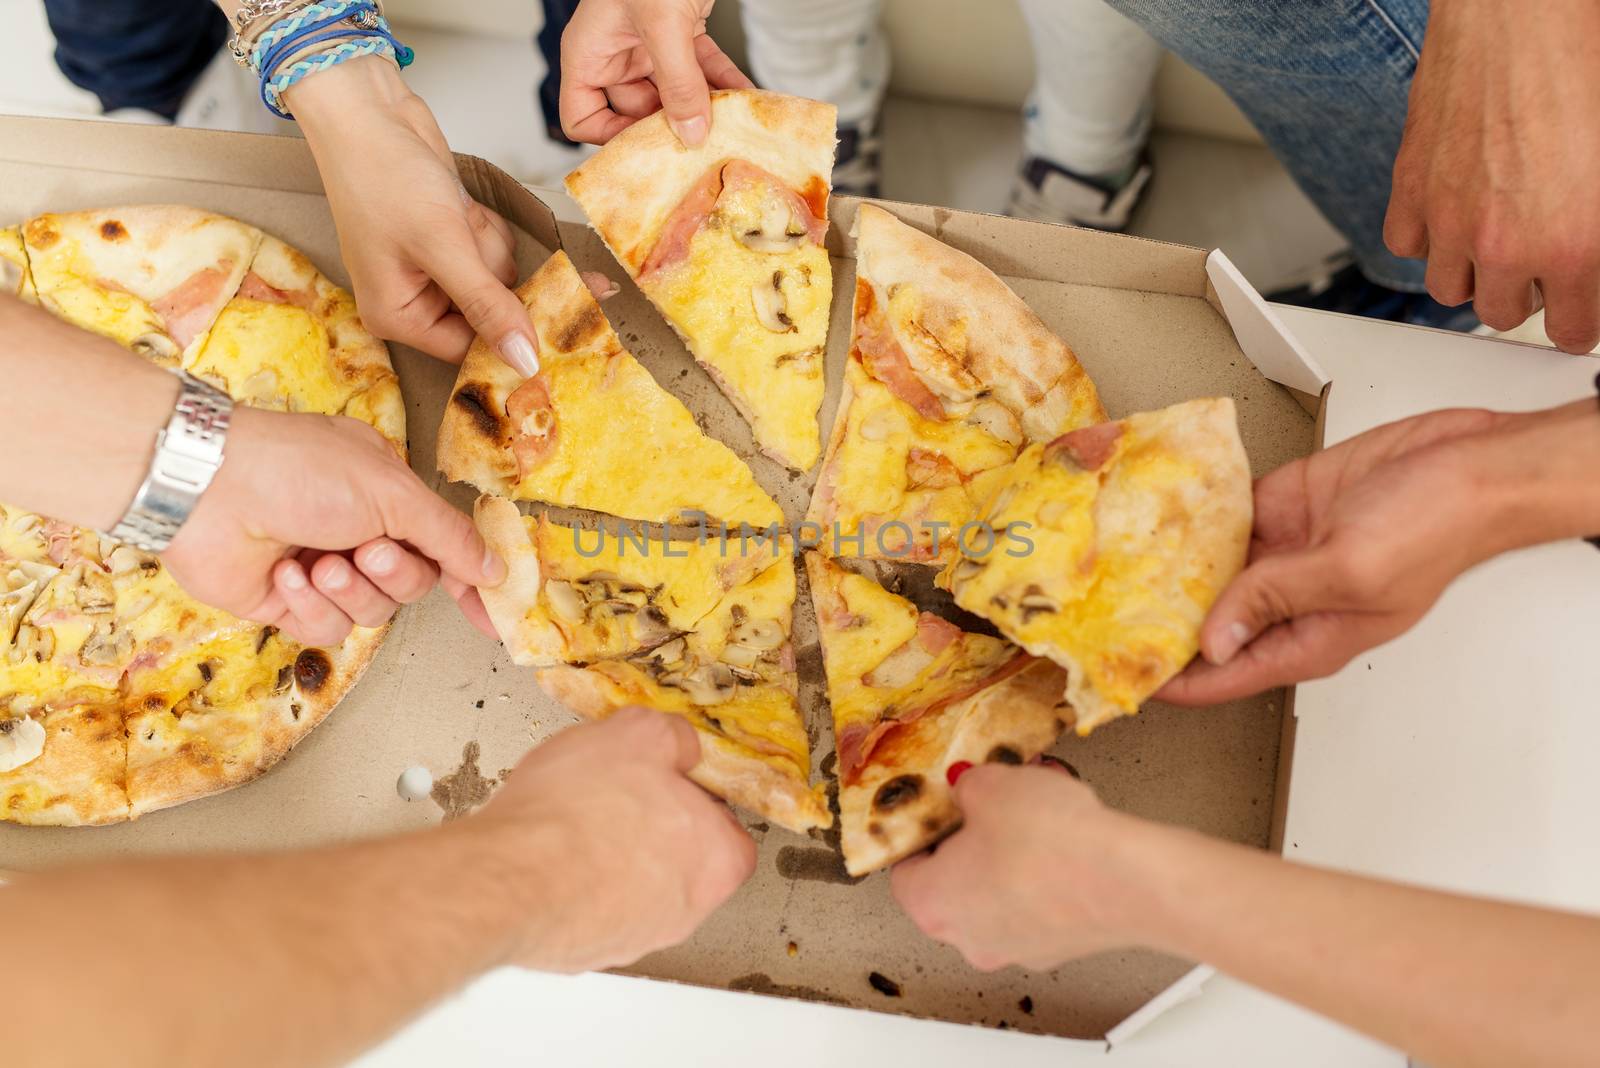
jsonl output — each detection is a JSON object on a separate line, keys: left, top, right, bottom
{"left": 947, "top": 423, "right": 1207, "bottom": 718}
{"left": 513, "top": 349, "right": 781, "bottom": 527}
{"left": 190, "top": 299, "right": 352, "bottom": 414}
{"left": 828, "top": 363, "right": 1016, "bottom": 556}
{"left": 647, "top": 189, "right": 831, "bottom": 469}
{"left": 0, "top": 226, "right": 32, "bottom": 300}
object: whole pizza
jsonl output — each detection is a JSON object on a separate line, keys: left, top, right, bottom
{"left": 0, "top": 205, "right": 403, "bottom": 825}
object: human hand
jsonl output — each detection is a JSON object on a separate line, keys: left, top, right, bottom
{"left": 473, "top": 707, "right": 757, "bottom": 973}
{"left": 284, "top": 57, "right": 538, "bottom": 373}
{"left": 1383, "top": 0, "right": 1600, "bottom": 353}
{"left": 561, "top": 0, "right": 752, "bottom": 145}
{"left": 891, "top": 764, "right": 1131, "bottom": 971}
{"left": 1158, "top": 407, "right": 1526, "bottom": 706}
{"left": 162, "top": 406, "right": 503, "bottom": 645}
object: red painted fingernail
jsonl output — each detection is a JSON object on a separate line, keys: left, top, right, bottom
{"left": 946, "top": 761, "right": 973, "bottom": 786}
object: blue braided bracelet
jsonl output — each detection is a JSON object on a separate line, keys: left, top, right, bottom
{"left": 251, "top": 0, "right": 413, "bottom": 119}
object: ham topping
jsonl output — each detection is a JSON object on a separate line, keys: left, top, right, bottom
{"left": 852, "top": 282, "right": 946, "bottom": 420}
{"left": 506, "top": 375, "right": 558, "bottom": 478}
{"left": 638, "top": 160, "right": 827, "bottom": 282}
{"left": 153, "top": 262, "right": 233, "bottom": 349}
{"left": 1045, "top": 421, "right": 1124, "bottom": 472}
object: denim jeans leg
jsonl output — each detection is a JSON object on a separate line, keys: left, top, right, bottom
{"left": 536, "top": 0, "right": 584, "bottom": 145}
{"left": 1101, "top": 0, "right": 1430, "bottom": 291}
{"left": 44, "top": 0, "right": 228, "bottom": 119}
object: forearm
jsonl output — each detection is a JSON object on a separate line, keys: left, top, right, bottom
{"left": 6, "top": 821, "right": 553, "bottom": 1068}
{"left": 1102, "top": 815, "right": 1600, "bottom": 1068}
{"left": 1473, "top": 397, "right": 1600, "bottom": 553}
{"left": 0, "top": 295, "right": 177, "bottom": 529}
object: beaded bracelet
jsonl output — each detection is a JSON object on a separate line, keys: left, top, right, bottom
{"left": 246, "top": 0, "right": 414, "bottom": 119}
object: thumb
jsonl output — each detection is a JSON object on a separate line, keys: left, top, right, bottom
{"left": 421, "top": 224, "right": 539, "bottom": 377}
{"left": 377, "top": 469, "right": 506, "bottom": 590}
{"left": 639, "top": 12, "right": 713, "bottom": 146}
{"left": 1201, "top": 547, "right": 1342, "bottom": 665}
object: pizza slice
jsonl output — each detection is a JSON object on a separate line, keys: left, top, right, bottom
{"left": 0, "top": 702, "right": 128, "bottom": 825}
{"left": 565, "top": 89, "right": 836, "bottom": 470}
{"left": 940, "top": 398, "right": 1252, "bottom": 735}
{"left": 439, "top": 251, "right": 781, "bottom": 529}
{"left": 23, "top": 205, "right": 261, "bottom": 364}
{"left": 0, "top": 224, "right": 35, "bottom": 302}
{"left": 804, "top": 552, "right": 1070, "bottom": 875}
{"left": 537, "top": 549, "right": 830, "bottom": 833}
{"left": 809, "top": 203, "right": 1107, "bottom": 564}
{"left": 187, "top": 234, "right": 405, "bottom": 448}
{"left": 474, "top": 495, "right": 784, "bottom": 667}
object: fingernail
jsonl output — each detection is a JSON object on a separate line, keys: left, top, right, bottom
{"left": 365, "top": 542, "right": 399, "bottom": 575}
{"left": 322, "top": 560, "right": 350, "bottom": 590}
{"left": 281, "top": 563, "right": 307, "bottom": 592}
{"left": 1036, "top": 754, "right": 1081, "bottom": 780}
{"left": 945, "top": 760, "right": 972, "bottom": 786}
{"left": 499, "top": 332, "right": 539, "bottom": 377}
{"left": 1209, "top": 622, "right": 1253, "bottom": 665}
{"left": 670, "top": 114, "right": 707, "bottom": 147}
{"left": 482, "top": 548, "right": 507, "bottom": 584}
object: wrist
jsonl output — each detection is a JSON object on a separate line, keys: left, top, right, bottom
{"left": 283, "top": 53, "right": 412, "bottom": 131}
{"left": 1466, "top": 399, "right": 1600, "bottom": 554}
{"left": 440, "top": 807, "right": 574, "bottom": 967}
{"left": 91, "top": 367, "right": 184, "bottom": 532}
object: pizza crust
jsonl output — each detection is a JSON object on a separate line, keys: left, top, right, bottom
{"left": 472, "top": 495, "right": 557, "bottom": 666}
{"left": 837, "top": 658, "right": 1070, "bottom": 876}
{"left": 535, "top": 663, "right": 832, "bottom": 834}
{"left": 565, "top": 90, "right": 837, "bottom": 276}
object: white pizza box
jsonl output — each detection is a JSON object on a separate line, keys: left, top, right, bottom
{"left": 7, "top": 116, "right": 1590, "bottom": 1061}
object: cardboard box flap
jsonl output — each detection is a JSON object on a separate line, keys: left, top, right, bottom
{"left": 456, "top": 153, "right": 561, "bottom": 254}
{"left": 1206, "top": 250, "right": 1329, "bottom": 396}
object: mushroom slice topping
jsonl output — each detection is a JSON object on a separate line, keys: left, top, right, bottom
{"left": 0, "top": 716, "right": 46, "bottom": 773}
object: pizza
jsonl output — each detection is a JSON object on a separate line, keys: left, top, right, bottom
{"left": 565, "top": 89, "right": 837, "bottom": 471}
{"left": 23, "top": 205, "right": 260, "bottom": 366}
{"left": 0, "top": 225, "right": 34, "bottom": 301}
{"left": 475, "top": 497, "right": 828, "bottom": 832}
{"left": 939, "top": 398, "right": 1252, "bottom": 735}
{"left": 805, "top": 552, "right": 1069, "bottom": 875}
{"left": 0, "top": 205, "right": 402, "bottom": 825}
{"left": 438, "top": 251, "right": 781, "bottom": 529}
{"left": 808, "top": 203, "right": 1106, "bottom": 564}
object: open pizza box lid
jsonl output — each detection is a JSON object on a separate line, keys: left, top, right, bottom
{"left": 4, "top": 117, "right": 1596, "bottom": 1059}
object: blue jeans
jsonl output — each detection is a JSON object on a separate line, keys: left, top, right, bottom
{"left": 43, "top": 0, "right": 227, "bottom": 119}
{"left": 1103, "top": 0, "right": 1429, "bottom": 291}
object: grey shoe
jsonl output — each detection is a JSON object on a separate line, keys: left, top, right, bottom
{"left": 1006, "top": 152, "right": 1153, "bottom": 232}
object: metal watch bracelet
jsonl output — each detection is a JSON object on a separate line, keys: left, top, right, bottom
{"left": 107, "top": 372, "right": 233, "bottom": 553}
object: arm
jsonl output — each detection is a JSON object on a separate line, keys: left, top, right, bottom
{"left": 213, "top": 0, "right": 537, "bottom": 369}
{"left": 1384, "top": 0, "right": 1600, "bottom": 352}
{"left": 893, "top": 765, "right": 1600, "bottom": 1068}
{"left": 1161, "top": 394, "right": 1600, "bottom": 705}
{"left": 7, "top": 708, "right": 755, "bottom": 1068}
{"left": 0, "top": 295, "right": 500, "bottom": 643}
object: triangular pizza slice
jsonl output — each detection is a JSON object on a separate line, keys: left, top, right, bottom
{"left": 565, "top": 89, "right": 836, "bottom": 471}
{"left": 439, "top": 251, "right": 781, "bottom": 529}
{"left": 476, "top": 497, "right": 828, "bottom": 832}
{"left": 23, "top": 205, "right": 262, "bottom": 365}
{"left": 805, "top": 552, "right": 1069, "bottom": 875}
{"left": 940, "top": 398, "right": 1252, "bottom": 734}
{"left": 809, "top": 203, "right": 1106, "bottom": 564}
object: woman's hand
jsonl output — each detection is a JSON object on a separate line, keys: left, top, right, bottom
{"left": 285, "top": 57, "right": 539, "bottom": 373}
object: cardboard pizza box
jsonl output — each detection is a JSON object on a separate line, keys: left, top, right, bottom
{"left": 5, "top": 117, "right": 1593, "bottom": 1058}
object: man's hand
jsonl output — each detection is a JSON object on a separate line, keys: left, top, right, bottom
{"left": 561, "top": 0, "right": 752, "bottom": 146}
{"left": 475, "top": 707, "right": 757, "bottom": 973}
{"left": 285, "top": 57, "right": 539, "bottom": 372}
{"left": 1384, "top": 0, "right": 1600, "bottom": 353}
{"left": 1157, "top": 408, "right": 1516, "bottom": 706}
{"left": 892, "top": 764, "right": 1128, "bottom": 971}
{"left": 162, "top": 406, "right": 502, "bottom": 646}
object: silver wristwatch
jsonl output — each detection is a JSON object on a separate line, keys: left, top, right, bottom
{"left": 108, "top": 372, "right": 234, "bottom": 553}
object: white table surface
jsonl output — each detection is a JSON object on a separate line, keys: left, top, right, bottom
{"left": 363, "top": 306, "right": 1600, "bottom": 1067}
